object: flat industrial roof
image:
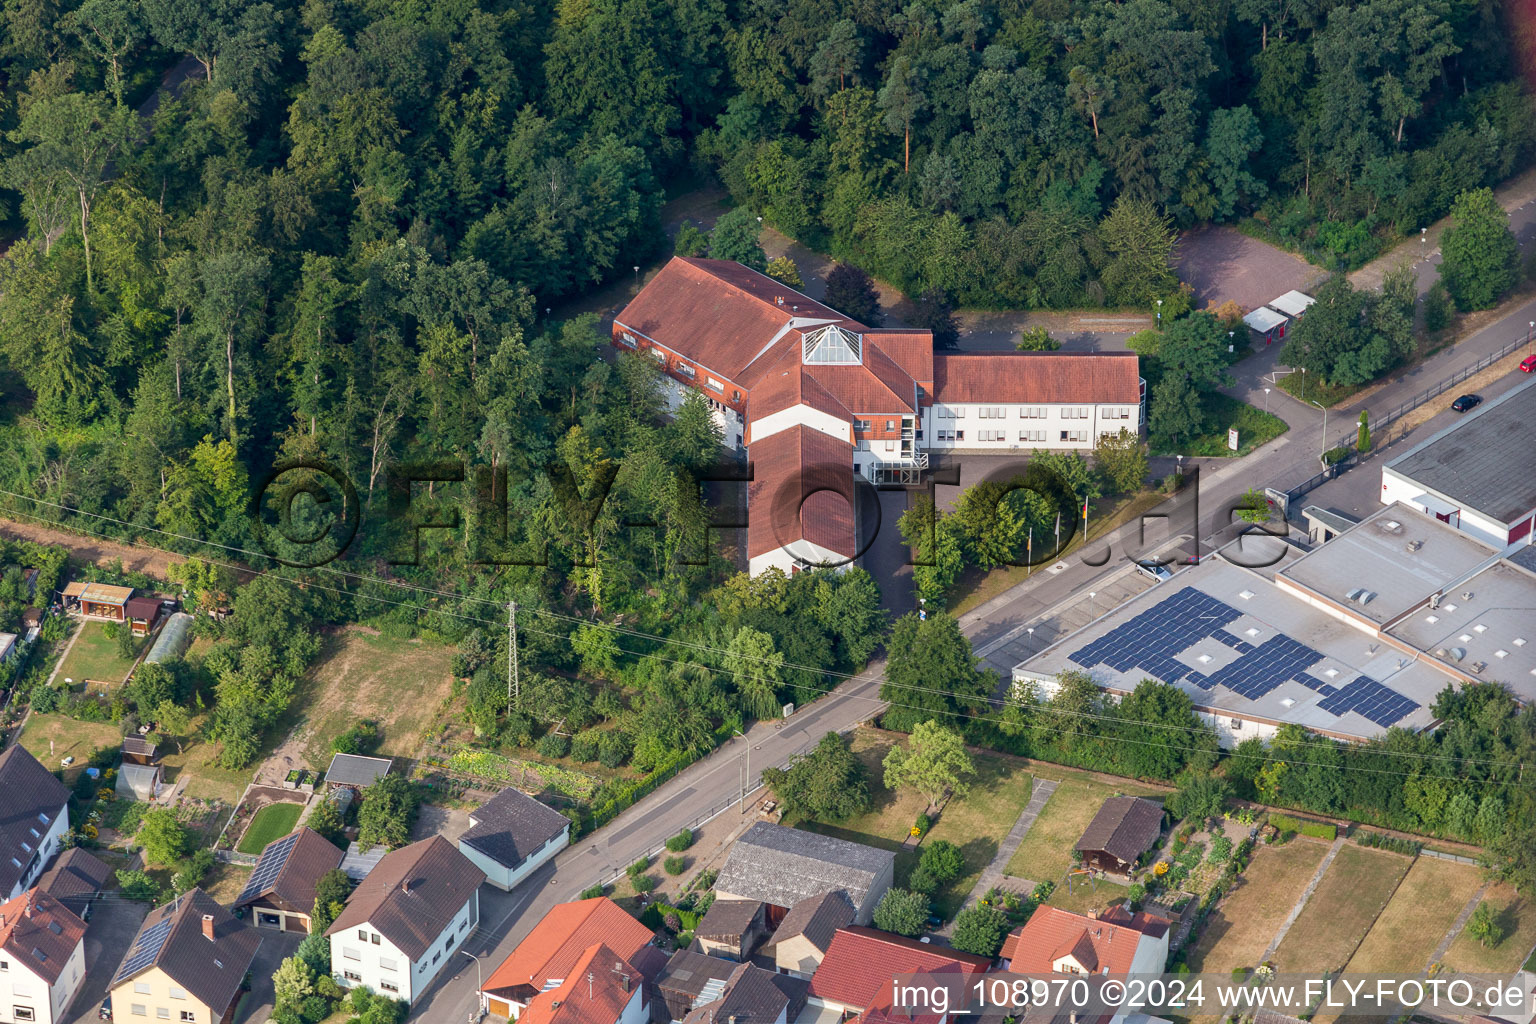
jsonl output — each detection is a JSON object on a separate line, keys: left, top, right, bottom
{"left": 1012, "top": 558, "right": 1449, "bottom": 742}
{"left": 1383, "top": 377, "right": 1536, "bottom": 525}
{"left": 1386, "top": 557, "right": 1536, "bottom": 700}
{"left": 1243, "top": 307, "right": 1287, "bottom": 333}
{"left": 1276, "top": 503, "right": 1498, "bottom": 625}
{"left": 1269, "top": 291, "right": 1316, "bottom": 317}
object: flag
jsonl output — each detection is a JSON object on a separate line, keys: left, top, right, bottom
{"left": 1082, "top": 495, "right": 1089, "bottom": 521}
{"left": 1027, "top": 526, "right": 1033, "bottom": 554}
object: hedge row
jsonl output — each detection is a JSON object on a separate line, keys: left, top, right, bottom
{"left": 1270, "top": 813, "right": 1336, "bottom": 840}
{"left": 581, "top": 715, "right": 743, "bottom": 836}
{"left": 1355, "top": 830, "right": 1421, "bottom": 855}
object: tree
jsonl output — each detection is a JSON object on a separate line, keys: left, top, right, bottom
{"left": 1149, "top": 375, "right": 1205, "bottom": 448}
{"left": 153, "top": 700, "right": 193, "bottom": 754}
{"left": 311, "top": 868, "right": 351, "bottom": 931}
{"left": 1098, "top": 198, "right": 1178, "bottom": 306}
{"left": 950, "top": 904, "right": 1009, "bottom": 957}
{"left": 878, "top": 54, "right": 926, "bottom": 172}
{"left": 68, "top": 0, "right": 144, "bottom": 105}
{"left": 824, "top": 263, "right": 883, "bottom": 324}
{"left": 1016, "top": 327, "right": 1060, "bottom": 351}
{"left": 872, "top": 888, "right": 929, "bottom": 936}
{"left": 883, "top": 720, "right": 976, "bottom": 807}
{"left": 116, "top": 869, "right": 158, "bottom": 901}
{"left": 762, "top": 732, "right": 871, "bottom": 822}
{"left": 137, "top": 808, "right": 189, "bottom": 866}
{"left": 1093, "top": 429, "right": 1147, "bottom": 494}
{"left": 1205, "top": 107, "right": 1266, "bottom": 220}
{"left": 917, "top": 839, "right": 964, "bottom": 885}
{"left": 1167, "top": 771, "right": 1230, "bottom": 821}
{"left": 172, "top": 848, "right": 215, "bottom": 894}
{"left": 882, "top": 614, "right": 990, "bottom": 727}
{"left": 1466, "top": 901, "right": 1506, "bottom": 948}
{"left": 899, "top": 498, "right": 964, "bottom": 605}
{"left": 765, "top": 256, "right": 803, "bottom": 288}
{"left": 307, "top": 798, "right": 347, "bottom": 850}
{"left": 356, "top": 774, "right": 419, "bottom": 850}
{"left": 708, "top": 208, "right": 767, "bottom": 271}
{"left": 910, "top": 288, "right": 959, "bottom": 349}
{"left": 674, "top": 223, "right": 709, "bottom": 257}
{"left": 1235, "top": 488, "right": 1273, "bottom": 525}
{"left": 273, "top": 956, "right": 316, "bottom": 1013}
{"left": 1440, "top": 188, "right": 1519, "bottom": 312}
{"left": 725, "top": 626, "right": 785, "bottom": 721}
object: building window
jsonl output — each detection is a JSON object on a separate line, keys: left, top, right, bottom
{"left": 648, "top": 347, "right": 667, "bottom": 364}
{"left": 433, "top": 952, "right": 442, "bottom": 965}
{"left": 855, "top": 440, "right": 870, "bottom": 451}
{"left": 979, "top": 430, "right": 1007, "bottom": 442}
{"left": 343, "top": 947, "right": 361, "bottom": 961}
{"left": 157, "top": 1009, "right": 171, "bottom": 1020}
{"left": 381, "top": 982, "right": 400, "bottom": 994}
{"left": 131, "top": 1007, "right": 147, "bottom": 1017}
{"left": 1019, "top": 430, "right": 1046, "bottom": 443}
{"left": 618, "top": 332, "right": 636, "bottom": 348}
{"left": 852, "top": 419, "right": 871, "bottom": 431}
{"left": 15, "top": 1009, "right": 34, "bottom": 1022}
{"left": 884, "top": 440, "right": 896, "bottom": 451}
{"left": 380, "top": 958, "right": 397, "bottom": 972}
{"left": 676, "top": 363, "right": 695, "bottom": 378}
{"left": 1019, "top": 406, "right": 1044, "bottom": 419}
{"left": 180, "top": 1014, "right": 196, "bottom": 1022}
{"left": 955, "top": 430, "right": 965, "bottom": 441}
{"left": 937, "top": 430, "right": 953, "bottom": 441}
{"left": 371, "top": 933, "right": 381, "bottom": 945}
{"left": 357, "top": 930, "right": 368, "bottom": 941}
{"left": 706, "top": 377, "right": 724, "bottom": 390}
{"left": 169, "top": 987, "right": 186, "bottom": 1000}
{"left": 954, "top": 407, "right": 966, "bottom": 418}
{"left": 886, "top": 420, "right": 896, "bottom": 430}
{"left": 135, "top": 983, "right": 151, "bottom": 995}
{"left": 344, "top": 970, "right": 362, "bottom": 983}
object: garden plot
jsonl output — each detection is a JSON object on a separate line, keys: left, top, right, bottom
{"left": 1345, "top": 856, "right": 1483, "bottom": 974}
{"left": 1186, "top": 838, "right": 1330, "bottom": 973}
{"left": 1272, "top": 844, "right": 1412, "bottom": 974}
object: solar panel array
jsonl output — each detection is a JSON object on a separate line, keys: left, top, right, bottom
{"left": 114, "top": 915, "right": 174, "bottom": 982}
{"left": 235, "top": 830, "right": 301, "bottom": 905}
{"left": 1068, "top": 587, "right": 1420, "bottom": 728}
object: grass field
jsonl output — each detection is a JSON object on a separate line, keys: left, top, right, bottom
{"left": 1273, "top": 844, "right": 1411, "bottom": 974}
{"left": 1186, "top": 838, "right": 1330, "bottom": 973}
{"left": 293, "top": 630, "right": 457, "bottom": 769}
{"left": 17, "top": 714, "right": 122, "bottom": 779}
{"left": 1442, "top": 882, "right": 1536, "bottom": 974}
{"left": 56, "top": 622, "right": 144, "bottom": 687}
{"left": 237, "top": 801, "right": 304, "bottom": 854}
{"left": 156, "top": 712, "right": 252, "bottom": 804}
{"left": 792, "top": 728, "right": 1034, "bottom": 919}
{"left": 1003, "top": 774, "right": 1165, "bottom": 893}
{"left": 1154, "top": 393, "right": 1290, "bottom": 458}
{"left": 201, "top": 861, "right": 254, "bottom": 904}
{"left": 1345, "top": 857, "right": 1483, "bottom": 974}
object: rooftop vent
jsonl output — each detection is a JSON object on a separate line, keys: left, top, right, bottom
{"left": 1347, "top": 588, "right": 1364, "bottom": 601}
{"left": 1358, "top": 591, "right": 1375, "bottom": 605}
{"left": 1471, "top": 661, "right": 1487, "bottom": 674}
{"left": 1384, "top": 520, "right": 1402, "bottom": 531}
{"left": 1430, "top": 593, "right": 1441, "bottom": 610}
{"left": 1407, "top": 539, "right": 1423, "bottom": 552}
{"left": 1462, "top": 591, "right": 1474, "bottom": 601}
{"left": 1450, "top": 647, "right": 1467, "bottom": 662}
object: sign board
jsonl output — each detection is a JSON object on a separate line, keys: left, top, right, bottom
{"left": 1264, "top": 487, "right": 1290, "bottom": 517}
{"left": 1228, "top": 427, "right": 1240, "bottom": 451}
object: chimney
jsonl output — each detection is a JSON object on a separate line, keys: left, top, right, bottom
{"left": 23, "top": 897, "right": 32, "bottom": 919}
{"left": 402, "top": 879, "right": 411, "bottom": 895}
{"left": 1, "top": 913, "right": 6, "bottom": 928}
{"left": 1086, "top": 909, "right": 1097, "bottom": 920}
{"left": 201, "top": 914, "right": 215, "bottom": 941}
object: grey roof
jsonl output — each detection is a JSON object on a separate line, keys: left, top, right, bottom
{"left": 1074, "top": 797, "right": 1163, "bottom": 864}
{"left": 1301, "top": 505, "right": 1359, "bottom": 535}
{"left": 116, "top": 763, "right": 162, "bottom": 798}
{"left": 121, "top": 737, "right": 158, "bottom": 759}
{"left": 144, "top": 612, "right": 194, "bottom": 665}
{"left": 325, "top": 836, "right": 485, "bottom": 961}
{"left": 459, "top": 787, "right": 570, "bottom": 868}
{"left": 0, "top": 746, "right": 70, "bottom": 896}
{"left": 682, "top": 963, "right": 807, "bottom": 1024}
{"left": 715, "top": 822, "right": 893, "bottom": 910}
{"left": 767, "top": 891, "right": 853, "bottom": 954}
{"left": 1384, "top": 557, "right": 1536, "bottom": 700}
{"left": 112, "top": 889, "right": 261, "bottom": 1013}
{"left": 1383, "top": 377, "right": 1536, "bottom": 524}
{"left": 1510, "top": 545, "right": 1536, "bottom": 574}
{"left": 695, "top": 899, "right": 763, "bottom": 941}
{"left": 656, "top": 949, "right": 739, "bottom": 1002}
{"left": 326, "top": 753, "right": 393, "bottom": 788}
{"left": 37, "top": 847, "right": 113, "bottom": 910}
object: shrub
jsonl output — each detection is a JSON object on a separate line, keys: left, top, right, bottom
{"left": 536, "top": 732, "right": 571, "bottom": 759}
{"left": 665, "top": 829, "right": 694, "bottom": 852}
{"left": 332, "top": 720, "right": 380, "bottom": 756}
{"left": 580, "top": 884, "right": 606, "bottom": 899}
{"left": 1207, "top": 835, "right": 1233, "bottom": 864}
{"left": 1268, "top": 814, "right": 1336, "bottom": 840}
{"left": 914, "top": 812, "right": 932, "bottom": 835}
{"left": 1355, "top": 830, "right": 1420, "bottom": 855}
{"left": 627, "top": 857, "right": 648, "bottom": 879}
{"left": 664, "top": 855, "right": 687, "bottom": 875}
{"left": 664, "top": 911, "right": 682, "bottom": 933}
{"left": 572, "top": 730, "right": 601, "bottom": 762}
{"left": 632, "top": 873, "right": 657, "bottom": 894}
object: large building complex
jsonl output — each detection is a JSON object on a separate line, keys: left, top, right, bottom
{"left": 614, "top": 258, "right": 1144, "bottom": 574}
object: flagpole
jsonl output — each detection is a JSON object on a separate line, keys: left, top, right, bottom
{"left": 1027, "top": 526, "right": 1033, "bottom": 577}
{"left": 1054, "top": 511, "right": 1061, "bottom": 558}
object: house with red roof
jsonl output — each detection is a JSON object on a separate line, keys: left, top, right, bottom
{"left": 806, "top": 926, "right": 991, "bottom": 1017}
{"left": 999, "top": 905, "right": 1171, "bottom": 978}
{"left": 613, "top": 258, "right": 1145, "bottom": 575}
{"left": 480, "top": 897, "right": 664, "bottom": 1020}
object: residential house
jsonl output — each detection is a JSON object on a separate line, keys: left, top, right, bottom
{"left": 108, "top": 889, "right": 261, "bottom": 1024}
{"left": 0, "top": 889, "right": 89, "bottom": 1024}
{"left": 36, "top": 849, "right": 111, "bottom": 922}
{"left": 613, "top": 257, "right": 1144, "bottom": 575}
{"left": 325, "top": 836, "right": 485, "bottom": 1005}
{"left": 480, "top": 897, "right": 660, "bottom": 1020}
{"left": 714, "top": 823, "right": 894, "bottom": 926}
{"left": 678, "top": 962, "right": 806, "bottom": 1024}
{"left": 999, "top": 905, "right": 1171, "bottom": 977}
{"left": 1074, "top": 798, "right": 1164, "bottom": 876}
{"left": 513, "top": 943, "right": 650, "bottom": 1024}
{"left": 806, "top": 927, "right": 991, "bottom": 1017}
{"left": 60, "top": 583, "right": 133, "bottom": 622}
{"left": 692, "top": 900, "right": 767, "bottom": 962}
{"left": 0, "top": 747, "right": 70, "bottom": 901}
{"left": 233, "top": 828, "right": 345, "bottom": 934}
{"left": 763, "top": 892, "right": 853, "bottom": 979}
{"left": 457, "top": 788, "right": 571, "bottom": 892}
{"left": 652, "top": 951, "right": 738, "bottom": 1023}
{"left": 325, "top": 754, "right": 393, "bottom": 793}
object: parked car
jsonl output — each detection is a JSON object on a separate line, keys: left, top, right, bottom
{"left": 99, "top": 997, "right": 113, "bottom": 1020}
{"left": 1136, "top": 561, "right": 1175, "bottom": 583}
{"left": 1450, "top": 393, "right": 1482, "bottom": 412}
{"left": 1520, "top": 354, "right": 1536, "bottom": 373}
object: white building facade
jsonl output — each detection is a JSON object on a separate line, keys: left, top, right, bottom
{"left": 331, "top": 890, "right": 480, "bottom": 1005}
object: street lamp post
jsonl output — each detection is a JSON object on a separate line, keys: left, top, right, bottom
{"left": 461, "top": 951, "right": 484, "bottom": 1016}
{"left": 1088, "top": 591, "right": 1097, "bottom": 619}
{"left": 733, "top": 728, "right": 750, "bottom": 812}
{"left": 1263, "top": 387, "right": 1271, "bottom": 414}
{"left": 1310, "top": 399, "right": 1328, "bottom": 463}
{"left": 1300, "top": 366, "right": 1306, "bottom": 403}
{"left": 1528, "top": 321, "right": 1534, "bottom": 350}
{"left": 1156, "top": 298, "right": 1163, "bottom": 328}
{"left": 1228, "top": 330, "right": 1234, "bottom": 354}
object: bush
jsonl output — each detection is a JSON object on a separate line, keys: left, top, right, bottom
{"left": 1268, "top": 814, "right": 1336, "bottom": 840}
{"left": 914, "top": 812, "right": 932, "bottom": 835}
{"left": 632, "top": 873, "right": 657, "bottom": 894}
{"left": 872, "top": 888, "right": 929, "bottom": 937}
{"left": 536, "top": 732, "right": 571, "bottom": 759}
{"left": 1355, "top": 830, "right": 1421, "bottom": 855}
{"left": 665, "top": 829, "right": 694, "bottom": 852}
{"left": 572, "top": 730, "right": 602, "bottom": 762}
{"left": 918, "top": 839, "right": 964, "bottom": 886}
{"left": 331, "top": 720, "right": 380, "bottom": 756}
{"left": 664, "top": 855, "right": 687, "bottom": 876}
{"left": 580, "top": 884, "right": 606, "bottom": 899}
{"left": 627, "top": 857, "right": 648, "bottom": 879}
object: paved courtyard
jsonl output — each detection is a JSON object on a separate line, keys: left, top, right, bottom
{"left": 1177, "top": 225, "right": 1324, "bottom": 312}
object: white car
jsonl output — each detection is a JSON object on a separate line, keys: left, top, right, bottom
{"left": 61, "top": 756, "right": 75, "bottom": 767}
{"left": 1135, "top": 561, "right": 1175, "bottom": 583}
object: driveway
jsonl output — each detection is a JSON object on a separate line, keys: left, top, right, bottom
{"left": 412, "top": 802, "right": 473, "bottom": 844}
{"left": 64, "top": 899, "right": 151, "bottom": 1024}
{"left": 233, "top": 926, "right": 304, "bottom": 1024}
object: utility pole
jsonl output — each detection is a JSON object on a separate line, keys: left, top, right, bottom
{"left": 508, "top": 600, "right": 519, "bottom": 712}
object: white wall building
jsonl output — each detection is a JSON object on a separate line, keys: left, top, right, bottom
{"left": 456, "top": 788, "right": 570, "bottom": 893}
{"left": 0, "top": 748, "right": 70, "bottom": 903}
{"left": 0, "top": 890, "right": 88, "bottom": 1024}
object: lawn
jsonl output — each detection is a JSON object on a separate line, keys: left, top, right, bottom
{"left": 157, "top": 712, "right": 253, "bottom": 805}
{"left": 791, "top": 728, "right": 1034, "bottom": 919}
{"left": 1272, "top": 844, "right": 1411, "bottom": 974}
{"left": 1442, "top": 882, "right": 1536, "bottom": 974}
{"left": 1153, "top": 394, "right": 1290, "bottom": 458}
{"left": 201, "top": 861, "right": 254, "bottom": 904}
{"left": 237, "top": 801, "right": 304, "bottom": 854}
{"left": 292, "top": 629, "right": 457, "bottom": 769}
{"left": 1345, "top": 857, "right": 1483, "bottom": 974}
{"left": 17, "top": 714, "right": 122, "bottom": 779}
{"left": 56, "top": 622, "right": 145, "bottom": 688}
{"left": 1002, "top": 773, "right": 1166, "bottom": 894}
{"left": 1186, "top": 838, "right": 1330, "bottom": 973}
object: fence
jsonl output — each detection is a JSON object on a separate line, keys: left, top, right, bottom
{"left": 1282, "top": 334, "right": 1532, "bottom": 504}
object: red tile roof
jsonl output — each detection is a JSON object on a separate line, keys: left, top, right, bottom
{"left": 865, "top": 332, "right": 934, "bottom": 387}
{"left": 932, "top": 353, "right": 1140, "bottom": 405}
{"left": 615, "top": 258, "right": 863, "bottom": 390}
{"left": 808, "top": 354, "right": 914, "bottom": 414}
{"left": 999, "top": 905, "right": 1168, "bottom": 975}
{"left": 750, "top": 349, "right": 853, "bottom": 423}
{"left": 482, "top": 898, "right": 655, "bottom": 1000}
{"left": 807, "top": 926, "right": 991, "bottom": 1011}
{"left": 746, "top": 425, "right": 856, "bottom": 561}
{"left": 0, "top": 889, "right": 85, "bottom": 985}
{"left": 518, "top": 943, "right": 646, "bottom": 1024}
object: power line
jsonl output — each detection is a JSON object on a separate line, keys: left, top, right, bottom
{"left": 1, "top": 497, "right": 1530, "bottom": 782}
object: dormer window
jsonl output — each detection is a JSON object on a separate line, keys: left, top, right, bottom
{"left": 803, "top": 325, "right": 861, "bottom": 364}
